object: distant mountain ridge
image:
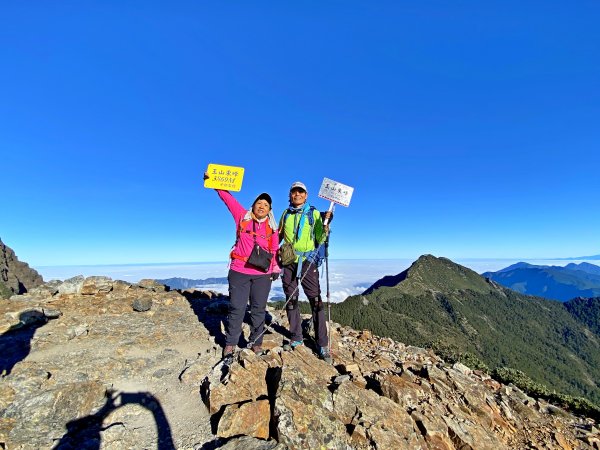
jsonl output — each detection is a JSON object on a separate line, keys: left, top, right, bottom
{"left": 332, "top": 255, "right": 600, "bottom": 405}
{"left": 561, "top": 254, "right": 600, "bottom": 260}
{"left": 482, "top": 262, "right": 600, "bottom": 301}
{"left": 565, "top": 262, "right": 600, "bottom": 275}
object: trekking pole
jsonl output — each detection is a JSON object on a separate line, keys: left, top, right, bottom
{"left": 245, "top": 246, "right": 323, "bottom": 349}
{"left": 248, "top": 201, "right": 339, "bottom": 352}
{"left": 325, "top": 238, "right": 332, "bottom": 359}
{"left": 324, "top": 203, "right": 335, "bottom": 359}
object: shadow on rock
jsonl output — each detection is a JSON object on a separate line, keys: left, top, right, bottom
{"left": 180, "top": 289, "right": 287, "bottom": 350}
{"left": 54, "top": 390, "right": 175, "bottom": 450}
{"left": 0, "top": 310, "right": 55, "bottom": 377}
{"left": 180, "top": 289, "right": 229, "bottom": 347}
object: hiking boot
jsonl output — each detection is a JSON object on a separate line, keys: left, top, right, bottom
{"left": 282, "top": 340, "right": 303, "bottom": 351}
{"left": 319, "top": 346, "right": 333, "bottom": 364}
{"left": 222, "top": 353, "right": 234, "bottom": 367}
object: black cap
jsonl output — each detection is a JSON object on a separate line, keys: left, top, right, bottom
{"left": 253, "top": 192, "right": 272, "bottom": 208}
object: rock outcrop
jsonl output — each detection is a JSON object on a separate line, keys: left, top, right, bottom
{"left": 0, "top": 239, "right": 43, "bottom": 298}
{"left": 1, "top": 276, "right": 599, "bottom": 449}
{"left": 204, "top": 323, "right": 600, "bottom": 449}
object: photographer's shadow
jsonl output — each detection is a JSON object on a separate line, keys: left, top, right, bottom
{"left": 54, "top": 390, "right": 175, "bottom": 450}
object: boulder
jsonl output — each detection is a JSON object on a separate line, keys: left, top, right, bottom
{"left": 132, "top": 297, "right": 153, "bottom": 312}
{"left": 137, "top": 279, "right": 167, "bottom": 291}
{"left": 58, "top": 275, "right": 85, "bottom": 295}
{"left": 217, "top": 399, "right": 271, "bottom": 439}
{"left": 81, "top": 276, "right": 113, "bottom": 295}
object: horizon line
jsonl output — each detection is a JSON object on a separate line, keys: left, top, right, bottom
{"left": 33, "top": 255, "right": 600, "bottom": 269}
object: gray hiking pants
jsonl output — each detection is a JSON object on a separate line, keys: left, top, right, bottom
{"left": 226, "top": 269, "right": 272, "bottom": 347}
{"left": 283, "top": 261, "right": 328, "bottom": 348}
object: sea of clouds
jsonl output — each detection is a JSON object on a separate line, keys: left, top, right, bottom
{"left": 35, "top": 258, "right": 597, "bottom": 304}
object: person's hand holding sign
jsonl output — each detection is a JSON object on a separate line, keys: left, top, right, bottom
{"left": 322, "top": 211, "right": 333, "bottom": 235}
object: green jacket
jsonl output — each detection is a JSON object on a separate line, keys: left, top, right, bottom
{"left": 279, "top": 205, "right": 326, "bottom": 261}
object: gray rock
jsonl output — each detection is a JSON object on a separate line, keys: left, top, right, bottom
{"left": 0, "top": 239, "right": 44, "bottom": 297}
{"left": 152, "top": 368, "right": 170, "bottom": 379}
{"left": 81, "top": 276, "right": 113, "bottom": 295}
{"left": 132, "top": 297, "right": 153, "bottom": 312}
{"left": 58, "top": 275, "right": 85, "bottom": 295}
{"left": 452, "top": 361, "right": 472, "bottom": 375}
{"left": 333, "top": 374, "right": 351, "bottom": 384}
{"left": 137, "top": 279, "right": 167, "bottom": 291}
{"left": 42, "top": 308, "right": 62, "bottom": 319}
{"left": 67, "top": 323, "right": 89, "bottom": 339}
{"left": 28, "top": 280, "right": 61, "bottom": 297}
{"left": 217, "top": 436, "right": 287, "bottom": 449}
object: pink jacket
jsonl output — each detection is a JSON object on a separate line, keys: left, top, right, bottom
{"left": 217, "top": 190, "right": 280, "bottom": 275}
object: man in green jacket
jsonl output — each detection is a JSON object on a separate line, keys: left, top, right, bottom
{"left": 279, "top": 181, "right": 332, "bottom": 363}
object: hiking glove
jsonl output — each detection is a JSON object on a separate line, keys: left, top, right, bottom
{"left": 271, "top": 273, "right": 280, "bottom": 281}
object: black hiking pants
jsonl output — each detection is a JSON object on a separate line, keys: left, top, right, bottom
{"left": 226, "top": 269, "right": 272, "bottom": 347}
{"left": 282, "top": 261, "right": 328, "bottom": 348}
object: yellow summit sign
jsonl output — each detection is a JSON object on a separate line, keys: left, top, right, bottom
{"left": 204, "top": 163, "right": 245, "bottom": 191}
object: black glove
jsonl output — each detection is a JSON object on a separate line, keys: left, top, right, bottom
{"left": 271, "top": 273, "right": 280, "bottom": 281}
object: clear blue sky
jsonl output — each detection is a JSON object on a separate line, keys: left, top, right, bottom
{"left": 2, "top": 1, "right": 599, "bottom": 266}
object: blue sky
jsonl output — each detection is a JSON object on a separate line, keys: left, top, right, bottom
{"left": 2, "top": 1, "right": 599, "bottom": 266}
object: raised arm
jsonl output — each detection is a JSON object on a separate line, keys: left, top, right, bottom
{"left": 205, "top": 171, "right": 245, "bottom": 224}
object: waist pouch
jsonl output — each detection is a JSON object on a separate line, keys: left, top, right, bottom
{"left": 278, "top": 242, "right": 296, "bottom": 266}
{"left": 247, "top": 244, "right": 273, "bottom": 272}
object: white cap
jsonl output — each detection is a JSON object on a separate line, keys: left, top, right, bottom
{"left": 290, "top": 181, "right": 307, "bottom": 193}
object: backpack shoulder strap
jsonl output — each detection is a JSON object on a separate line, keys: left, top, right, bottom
{"left": 307, "top": 206, "right": 316, "bottom": 226}
{"left": 237, "top": 218, "right": 251, "bottom": 236}
{"left": 308, "top": 206, "right": 317, "bottom": 242}
{"left": 279, "top": 210, "right": 289, "bottom": 230}
{"left": 279, "top": 209, "right": 289, "bottom": 241}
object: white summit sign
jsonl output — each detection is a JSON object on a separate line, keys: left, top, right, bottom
{"left": 318, "top": 177, "right": 354, "bottom": 207}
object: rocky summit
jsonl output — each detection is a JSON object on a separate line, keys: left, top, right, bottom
{"left": 1, "top": 276, "right": 599, "bottom": 449}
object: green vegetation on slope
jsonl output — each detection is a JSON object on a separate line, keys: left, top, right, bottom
{"left": 332, "top": 255, "right": 600, "bottom": 407}
{"left": 565, "top": 297, "right": 600, "bottom": 336}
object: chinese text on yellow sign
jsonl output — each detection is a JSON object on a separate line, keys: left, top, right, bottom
{"left": 204, "top": 164, "right": 245, "bottom": 192}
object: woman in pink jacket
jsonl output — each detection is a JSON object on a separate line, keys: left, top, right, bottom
{"left": 205, "top": 174, "right": 280, "bottom": 359}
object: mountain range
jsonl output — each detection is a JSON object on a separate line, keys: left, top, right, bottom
{"left": 332, "top": 255, "right": 600, "bottom": 406}
{"left": 482, "top": 262, "right": 600, "bottom": 301}
{"left": 562, "top": 254, "right": 600, "bottom": 260}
